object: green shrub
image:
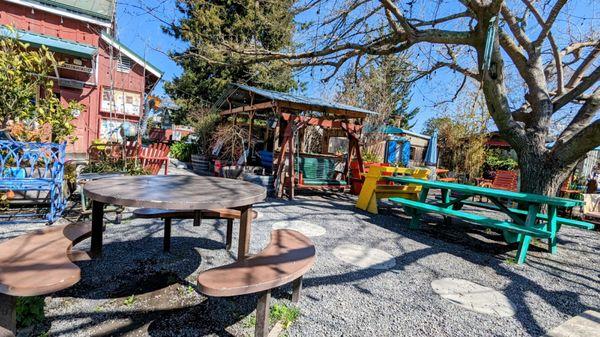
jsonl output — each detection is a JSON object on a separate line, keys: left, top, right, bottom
{"left": 16, "top": 297, "right": 45, "bottom": 328}
{"left": 81, "top": 159, "right": 148, "bottom": 175}
{"left": 485, "top": 149, "right": 518, "bottom": 171}
{"left": 170, "top": 141, "right": 195, "bottom": 162}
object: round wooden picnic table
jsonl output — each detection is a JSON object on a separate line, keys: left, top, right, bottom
{"left": 83, "top": 175, "right": 267, "bottom": 260}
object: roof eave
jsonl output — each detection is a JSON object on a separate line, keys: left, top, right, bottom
{"left": 5, "top": 0, "right": 113, "bottom": 28}
{"left": 100, "top": 32, "right": 163, "bottom": 79}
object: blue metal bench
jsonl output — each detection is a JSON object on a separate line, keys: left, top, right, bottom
{"left": 0, "top": 140, "right": 67, "bottom": 223}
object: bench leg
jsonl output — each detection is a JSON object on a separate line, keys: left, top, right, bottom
{"left": 194, "top": 211, "right": 202, "bottom": 227}
{"left": 226, "top": 219, "right": 233, "bottom": 250}
{"left": 255, "top": 290, "right": 271, "bottom": 337}
{"left": 164, "top": 218, "right": 172, "bottom": 253}
{"left": 292, "top": 277, "right": 303, "bottom": 303}
{"left": 0, "top": 294, "right": 16, "bottom": 335}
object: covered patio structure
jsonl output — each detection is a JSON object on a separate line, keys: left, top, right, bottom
{"left": 219, "top": 84, "right": 377, "bottom": 199}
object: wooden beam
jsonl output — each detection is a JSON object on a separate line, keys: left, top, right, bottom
{"left": 220, "top": 101, "right": 276, "bottom": 116}
{"left": 276, "top": 101, "right": 369, "bottom": 119}
{"left": 281, "top": 113, "right": 363, "bottom": 132}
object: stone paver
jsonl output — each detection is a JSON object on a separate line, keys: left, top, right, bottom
{"left": 431, "top": 278, "right": 516, "bottom": 317}
{"left": 332, "top": 243, "right": 397, "bottom": 270}
{"left": 544, "top": 310, "right": 600, "bottom": 337}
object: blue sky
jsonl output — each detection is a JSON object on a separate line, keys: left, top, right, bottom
{"left": 115, "top": 0, "right": 599, "bottom": 133}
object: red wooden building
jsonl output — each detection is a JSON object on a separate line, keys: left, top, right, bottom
{"left": 0, "top": 0, "right": 163, "bottom": 155}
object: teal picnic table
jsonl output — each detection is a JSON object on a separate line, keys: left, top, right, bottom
{"left": 385, "top": 176, "right": 594, "bottom": 264}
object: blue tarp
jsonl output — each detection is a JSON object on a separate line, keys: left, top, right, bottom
{"left": 424, "top": 129, "right": 438, "bottom": 166}
{"left": 386, "top": 138, "right": 410, "bottom": 167}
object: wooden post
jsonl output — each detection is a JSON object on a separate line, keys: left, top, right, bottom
{"left": 247, "top": 112, "right": 254, "bottom": 154}
{"left": 0, "top": 294, "right": 16, "bottom": 335}
{"left": 255, "top": 290, "right": 271, "bottom": 337}
{"left": 275, "top": 121, "right": 292, "bottom": 198}
{"left": 288, "top": 120, "right": 295, "bottom": 200}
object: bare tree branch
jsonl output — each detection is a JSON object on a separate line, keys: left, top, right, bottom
{"left": 566, "top": 41, "right": 600, "bottom": 88}
{"left": 553, "top": 119, "right": 600, "bottom": 165}
{"left": 410, "top": 11, "right": 471, "bottom": 27}
{"left": 554, "top": 65, "right": 600, "bottom": 111}
{"left": 521, "top": 0, "right": 564, "bottom": 93}
{"left": 500, "top": 4, "right": 533, "bottom": 53}
{"left": 535, "top": 0, "right": 568, "bottom": 46}
{"left": 557, "top": 87, "right": 600, "bottom": 143}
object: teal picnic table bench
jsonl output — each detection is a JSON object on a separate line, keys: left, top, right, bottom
{"left": 385, "top": 176, "right": 593, "bottom": 264}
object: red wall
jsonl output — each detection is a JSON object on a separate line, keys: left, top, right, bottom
{"left": 0, "top": 3, "right": 151, "bottom": 155}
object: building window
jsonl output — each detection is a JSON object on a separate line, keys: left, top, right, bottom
{"left": 117, "top": 54, "right": 133, "bottom": 73}
{"left": 410, "top": 146, "right": 416, "bottom": 160}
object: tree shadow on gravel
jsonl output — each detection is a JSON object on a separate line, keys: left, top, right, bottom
{"left": 44, "top": 234, "right": 262, "bottom": 336}
{"left": 60, "top": 236, "right": 222, "bottom": 300}
{"left": 290, "top": 195, "right": 597, "bottom": 337}
{"left": 44, "top": 295, "right": 258, "bottom": 337}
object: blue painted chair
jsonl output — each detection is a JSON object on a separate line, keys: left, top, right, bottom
{"left": 0, "top": 141, "right": 67, "bottom": 223}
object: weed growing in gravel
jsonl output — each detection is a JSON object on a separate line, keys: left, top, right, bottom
{"left": 504, "top": 258, "right": 517, "bottom": 265}
{"left": 123, "top": 295, "right": 136, "bottom": 307}
{"left": 243, "top": 314, "right": 256, "bottom": 328}
{"left": 270, "top": 303, "right": 300, "bottom": 329}
{"left": 243, "top": 303, "right": 301, "bottom": 330}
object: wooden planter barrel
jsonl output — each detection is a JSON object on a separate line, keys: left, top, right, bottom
{"left": 191, "top": 154, "right": 210, "bottom": 174}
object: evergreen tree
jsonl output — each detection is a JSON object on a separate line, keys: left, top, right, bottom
{"left": 164, "top": 0, "right": 297, "bottom": 121}
{"left": 337, "top": 54, "right": 419, "bottom": 131}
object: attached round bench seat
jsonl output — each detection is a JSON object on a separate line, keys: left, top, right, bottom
{"left": 0, "top": 222, "right": 91, "bottom": 334}
{"left": 197, "top": 229, "right": 316, "bottom": 337}
{"left": 0, "top": 222, "right": 91, "bottom": 297}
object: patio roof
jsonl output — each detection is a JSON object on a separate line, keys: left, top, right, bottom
{"left": 0, "top": 26, "right": 97, "bottom": 58}
{"left": 221, "top": 83, "right": 378, "bottom": 119}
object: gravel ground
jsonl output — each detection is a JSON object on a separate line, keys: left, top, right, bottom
{"left": 1, "top": 168, "right": 599, "bottom": 337}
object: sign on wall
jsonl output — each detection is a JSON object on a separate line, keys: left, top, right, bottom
{"left": 99, "top": 119, "right": 138, "bottom": 142}
{"left": 101, "top": 87, "right": 142, "bottom": 116}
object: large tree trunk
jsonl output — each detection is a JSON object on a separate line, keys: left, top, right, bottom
{"left": 517, "top": 149, "right": 574, "bottom": 197}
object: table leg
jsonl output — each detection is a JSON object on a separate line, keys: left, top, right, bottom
{"left": 515, "top": 203, "right": 539, "bottom": 264}
{"left": 546, "top": 205, "right": 558, "bottom": 254}
{"left": 90, "top": 200, "right": 105, "bottom": 258}
{"left": 238, "top": 206, "right": 253, "bottom": 260}
{"left": 408, "top": 188, "right": 429, "bottom": 229}
{"left": 441, "top": 188, "right": 452, "bottom": 226}
{"left": 164, "top": 217, "right": 172, "bottom": 253}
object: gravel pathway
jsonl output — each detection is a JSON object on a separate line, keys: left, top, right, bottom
{"left": 1, "top": 177, "right": 598, "bottom": 336}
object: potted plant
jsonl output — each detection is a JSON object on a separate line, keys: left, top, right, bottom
{"left": 210, "top": 123, "right": 254, "bottom": 178}
{"left": 189, "top": 112, "right": 219, "bottom": 174}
